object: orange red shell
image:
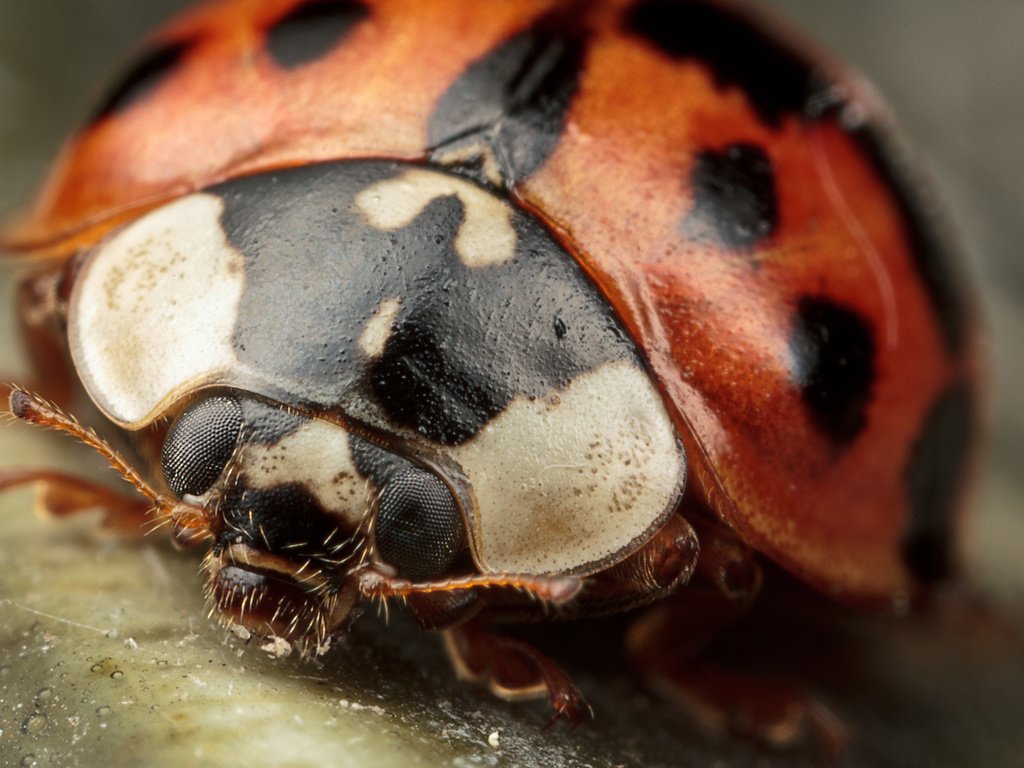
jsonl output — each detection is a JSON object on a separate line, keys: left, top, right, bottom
{"left": 2, "top": 0, "right": 980, "bottom": 606}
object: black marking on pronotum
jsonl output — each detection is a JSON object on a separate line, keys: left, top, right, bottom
{"left": 215, "top": 160, "right": 640, "bottom": 446}
{"left": 623, "top": 0, "right": 828, "bottom": 128}
{"left": 901, "top": 382, "right": 973, "bottom": 582}
{"left": 428, "top": 7, "right": 589, "bottom": 186}
{"left": 91, "top": 40, "right": 190, "bottom": 121}
{"left": 684, "top": 143, "right": 778, "bottom": 249}
{"left": 850, "top": 124, "right": 968, "bottom": 356}
{"left": 266, "top": 0, "right": 369, "bottom": 70}
{"left": 370, "top": 316, "right": 503, "bottom": 444}
{"left": 789, "top": 296, "right": 876, "bottom": 446}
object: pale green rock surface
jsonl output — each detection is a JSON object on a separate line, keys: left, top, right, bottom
{"left": 2, "top": 3, "right": 1023, "bottom": 767}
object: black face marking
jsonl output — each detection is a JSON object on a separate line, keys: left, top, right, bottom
{"left": 266, "top": 0, "right": 369, "bottom": 70}
{"left": 216, "top": 161, "right": 639, "bottom": 446}
{"left": 237, "top": 397, "right": 305, "bottom": 445}
{"left": 789, "top": 297, "right": 876, "bottom": 446}
{"left": 428, "top": 8, "right": 588, "bottom": 186}
{"left": 217, "top": 483, "right": 341, "bottom": 557}
{"left": 902, "top": 383, "right": 973, "bottom": 582}
{"left": 91, "top": 40, "right": 189, "bottom": 121}
{"left": 162, "top": 396, "right": 242, "bottom": 497}
{"left": 624, "top": 0, "right": 826, "bottom": 127}
{"left": 374, "top": 467, "right": 464, "bottom": 581}
{"left": 348, "top": 434, "right": 415, "bottom": 484}
{"left": 684, "top": 143, "right": 778, "bottom": 249}
{"left": 850, "top": 125, "right": 968, "bottom": 356}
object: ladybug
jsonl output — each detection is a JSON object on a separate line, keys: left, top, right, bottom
{"left": 0, "top": 0, "right": 979, "bottom": 752}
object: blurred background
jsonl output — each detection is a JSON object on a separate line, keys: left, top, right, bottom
{"left": 0, "top": 2, "right": 1021, "bottom": 767}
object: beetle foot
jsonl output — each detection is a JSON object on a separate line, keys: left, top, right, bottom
{"left": 625, "top": 568, "right": 847, "bottom": 757}
{"left": 443, "top": 620, "right": 592, "bottom": 726}
{"left": 645, "top": 662, "right": 848, "bottom": 757}
{"left": 545, "top": 684, "right": 593, "bottom": 728}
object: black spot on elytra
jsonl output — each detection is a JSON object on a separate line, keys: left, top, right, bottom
{"left": 684, "top": 143, "right": 778, "bottom": 249}
{"left": 428, "top": 8, "right": 588, "bottom": 186}
{"left": 624, "top": 0, "right": 826, "bottom": 127}
{"left": 789, "top": 297, "right": 876, "bottom": 445}
{"left": 851, "top": 125, "right": 968, "bottom": 356}
{"left": 266, "top": 0, "right": 369, "bottom": 70}
{"left": 92, "top": 40, "right": 189, "bottom": 121}
{"left": 215, "top": 160, "right": 639, "bottom": 446}
{"left": 902, "top": 383, "right": 973, "bottom": 582}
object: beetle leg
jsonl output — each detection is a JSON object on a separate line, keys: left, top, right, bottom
{"left": 443, "top": 619, "right": 592, "bottom": 725}
{"left": 0, "top": 467, "right": 153, "bottom": 536}
{"left": 2, "top": 265, "right": 73, "bottom": 406}
{"left": 626, "top": 517, "right": 848, "bottom": 756}
{"left": 371, "top": 516, "right": 701, "bottom": 723}
{"left": 403, "top": 590, "right": 484, "bottom": 631}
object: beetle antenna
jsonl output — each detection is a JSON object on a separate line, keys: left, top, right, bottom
{"left": 7, "top": 387, "right": 209, "bottom": 536}
{"left": 355, "top": 567, "right": 583, "bottom": 606}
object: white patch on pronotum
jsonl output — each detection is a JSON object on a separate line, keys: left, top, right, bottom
{"left": 354, "top": 169, "right": 517, "bottom": 268}
{"left": 69, "top": 194, "right": 245, "bottom": 427}
{"left": 358, "top": 298, "right": 401, "bottom": 359}
{"left": 451, "top": 360, "right": 685, "bottom": 576}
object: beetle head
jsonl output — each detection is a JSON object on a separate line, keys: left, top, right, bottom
{"left": 160, "top": 391, "right": 475, "bottom": 647}
{"left": 9, "top": 387, "right": 582, "bottom": 652}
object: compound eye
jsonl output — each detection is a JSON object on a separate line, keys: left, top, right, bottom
{"left": 374, "top": 467, "right": 464, "bottom": 580}
{"left": 162, "top": 396, "right": 243, "bottom": 497}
